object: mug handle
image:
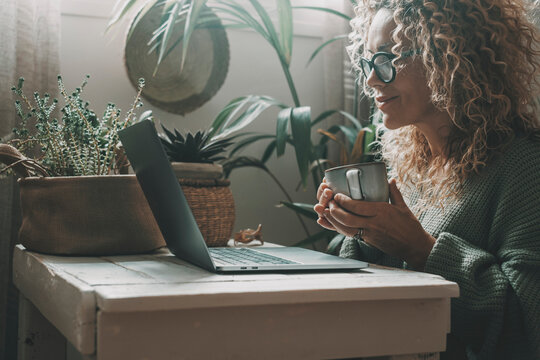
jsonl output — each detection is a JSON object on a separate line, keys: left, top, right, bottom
{"left": 346, "top": 169, "right": 365, "bottom": 200}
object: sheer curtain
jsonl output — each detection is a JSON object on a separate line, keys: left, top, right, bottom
{"left": 0, "top": 0, "right": 60, "bottom": 358}
{"left": 321, "top": 0, "right": 349, "bottom": 119}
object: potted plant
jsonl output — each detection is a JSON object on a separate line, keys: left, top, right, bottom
{"left": 159, "top": 124, "right": 236, "bottom": 246}
{"left": 0, "top": 76, "right": 165, "bottom": 255}
{"left": 110, "top": 0, "right": 380, "bottom": 252}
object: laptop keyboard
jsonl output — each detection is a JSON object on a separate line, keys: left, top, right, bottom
{"left": 209, "top": 248, "right": 299, "bottom": 266}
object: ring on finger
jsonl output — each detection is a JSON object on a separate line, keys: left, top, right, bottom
{"left": 356, "top": 228, "right": 365, "bottom": 238}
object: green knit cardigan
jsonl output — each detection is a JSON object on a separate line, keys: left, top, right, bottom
{"left": 339, "top": 137, "right": 540, "bottom": 360}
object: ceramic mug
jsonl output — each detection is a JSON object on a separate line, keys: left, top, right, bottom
{"left": 324, "top": 162, "right": 389, "bottom": 202}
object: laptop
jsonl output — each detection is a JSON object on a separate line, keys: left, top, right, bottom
{"left": 118, "top": 120, "right": 368, "bottom": 273}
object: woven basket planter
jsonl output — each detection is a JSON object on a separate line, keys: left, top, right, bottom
{"left": 173, "top": 163, "right": 235, "bottom": 247}
{"left": 17, "top": 175, "right": 166, "bottom": 255}
{"left": 1, "top": 144, "right": 165, "bottom": 255}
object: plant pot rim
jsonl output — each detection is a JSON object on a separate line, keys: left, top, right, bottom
{"left": 171, "top": 162, "right": 223, "bottom": 180}
{"left": 171, "top": 162, "right": 222, "bottom": 168}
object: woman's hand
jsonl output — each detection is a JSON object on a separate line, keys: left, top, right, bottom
{"left": 314, "top": 179, "right": 338, "bottom": 232}
{"left": 319, "top": 179, "right": 436, "bottom": 270}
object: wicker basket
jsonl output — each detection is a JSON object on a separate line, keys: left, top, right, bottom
{"left": 180, "top": 178, "right": 235, "bottom": 247}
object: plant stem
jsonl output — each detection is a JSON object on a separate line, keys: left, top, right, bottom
{"left": 67, "top": 130, "right": 86, "bottom": 175}
{"left": 313, "top": 158, "right": 324, "bottom": 192}
{"left": 279, "top": 57, "right": 300, "bottom": 107}
{"left": 122, "top": 82, "right": 145, "bottom": 128}
{"left": 43, "top": 122, "right": 67, "bottom": 171}
{"left": 59, "top": 86, "right": 102, "bottom": 174}
{"left": 311, "top": 168, "right": 320, "bottom": 196}
{"left": 265, "top": 169, "right": 314, "bottom": 245}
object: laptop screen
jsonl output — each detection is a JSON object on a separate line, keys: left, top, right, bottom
{"left": 118, "top": 120, "right": 216, "bottom": 271}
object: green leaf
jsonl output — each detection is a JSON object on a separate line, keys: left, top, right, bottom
{"left": 149, "top": 8, "right": 219, "bottom": 60}
{"left": 180, "top": 0, "right": 209, "bottom": 71}
{"left": 280, "top": 201, "right": 318, "bottom": 220}
{"left": 147, "top": 6, "right": 190, "bottom": 46}
{"left": 209, "top": 96, "right": 250, "bottom": 138}
{"left": 312, "top": 109, "right": 362, "bottom": 130}
{"left": 311, "top": 109, "right": 339, "bottom": 126}
{"left": 155, "top": 1, "right": 185, "bottom": 71}
{"left": 217, "top": 97, "right": 282, "bottom": 140}
{"left": 148, "top": 1, "right": 207, "bottom": 70}
{"left": 127, "top": 2, "right": 158, "bottom": 40}
{"left": 290, "top": 106, "right": 312, "bottom": 188}
{"left": 248, "top": 0, "right": 283, "bottom": 57}
{"left": 363, "top": 124, "right": 377, "bottom": 153}
{"left": 261, "top": 140, "right": 277, "bottom": 163}
{"left": 306, "top": 34, "right": 348, "bottom": 66}
{"left": 277, "top": 0, "right": 293, "bottom": 65}
{"left": 226, "top": 98, "right": 273, "bottom": 129}
{"left": 160, "top": 124, "right": 177, "bottom": 142}
{"left": 107, "top": 0, "right": 139, "bottom": 31}
{"left": 195, "top": 12, "right": 245, "bottom": 29}
{"left": 336, "top": 125, "right": 358, "bottom": 152}
{"left": 213, "top": 2, "right": 270, "bottom": 43}
{"left": 292, "top": 6, "right": 352, "bottom": 21}
{"left": 222, "top": 155, "right": 269, "bottom": 178}
{"left": 276, "top": 108, "right": 291, "bottom": 156}
{"left": 137, "top": 110, "right": 153, "bottom": 122}
{"left": 229, "top": 133, "right": 275, "bottom": 157}
{"left": 212, "top": 1, "right": 299, "bottom": 106}
{"left": 350, "top": 128, "right": 366, "bottom": 161}
{"left": 292, "top": 229, "right": 333, "bottom": 247}
{"left": 210, "top": 95, "right": 285, "bottom": 139}
{"left": 339, "top": 110, "right": 363, "bottom": 130}
{"left": 310, "top": 145, "right": 329, "bottom": 163}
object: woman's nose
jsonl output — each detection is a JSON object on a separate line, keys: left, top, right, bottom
{"left": 365, "top": 67, "right": 383, "bottom": 88}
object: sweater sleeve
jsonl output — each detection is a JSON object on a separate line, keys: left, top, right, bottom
{"left": 424, "top": 144, "right": 540, "bottom": 359}
{"left": 340, "top": 235, "right": 405, "bottom": 268}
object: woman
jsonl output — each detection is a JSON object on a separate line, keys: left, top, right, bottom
{"left": 314, "top": 0, "right": 540, "bottom": 358}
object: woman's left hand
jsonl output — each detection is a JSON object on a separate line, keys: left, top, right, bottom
{"left": 323, "top": 179, "right": 436, "bottom": 270}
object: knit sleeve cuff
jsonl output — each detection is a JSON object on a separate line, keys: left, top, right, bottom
{"left": 339, "top": 235, "right": 384, "bottom": 263}
{"left": 424, "top": 231, "right": 494, "bottom": 280}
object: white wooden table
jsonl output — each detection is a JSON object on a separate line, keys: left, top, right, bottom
{"left": 13, "top": 244, "right": 459, "bottom": 360}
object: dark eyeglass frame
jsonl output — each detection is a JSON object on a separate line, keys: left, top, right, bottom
{"left": 360, "top": 49, "right": 419, "bottom": 84}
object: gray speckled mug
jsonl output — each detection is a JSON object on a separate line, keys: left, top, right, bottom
{"left": 324, "top": 162, "right": 389, "bottom": 202}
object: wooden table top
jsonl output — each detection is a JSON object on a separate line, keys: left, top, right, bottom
{"left": 13, "top": 244, "right": 459, "bottom": 355}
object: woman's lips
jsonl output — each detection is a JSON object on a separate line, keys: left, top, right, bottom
{"left": 375, "top": 95, "right": 399, "bottom": 110}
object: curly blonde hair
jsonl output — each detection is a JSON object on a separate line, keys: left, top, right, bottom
{"left": 348, "top": 0, "right": 540, "bottom": 210}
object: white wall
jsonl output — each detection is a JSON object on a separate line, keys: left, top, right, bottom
{"left": 60, "top": 0, "right": 344, "bottom": 246}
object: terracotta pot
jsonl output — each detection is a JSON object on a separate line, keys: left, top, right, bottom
{"left": 18, "top": 175, "right": 165, "bottom": 255}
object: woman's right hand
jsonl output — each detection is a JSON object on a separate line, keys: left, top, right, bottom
{"left": 314, "top": 179, "right": 337, "bottom": 232}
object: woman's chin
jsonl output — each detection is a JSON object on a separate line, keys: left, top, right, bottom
{"left": 382, "top": 115, "right": 401, "bottom": 130}
{"left": 382, "top": 112, "right": 414, "bottom": 130}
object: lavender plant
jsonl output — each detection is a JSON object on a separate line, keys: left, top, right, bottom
{"left": 9, "top": 76, "right": 145, "bottom": 176}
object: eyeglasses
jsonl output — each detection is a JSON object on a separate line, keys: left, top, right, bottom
{"left": 360, "top": 49, "right": 419, "bottom": 84}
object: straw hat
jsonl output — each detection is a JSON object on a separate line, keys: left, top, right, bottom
{"left": 124, "top": 5, "right": 230, "bottom": 115}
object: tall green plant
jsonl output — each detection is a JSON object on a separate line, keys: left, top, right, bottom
{"left": 109, "top": 0, "right": 376, "bottom": 250}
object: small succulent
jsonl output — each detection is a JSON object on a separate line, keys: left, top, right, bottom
{"left": 160, "top": 125, "right": 233, "bottom": 163}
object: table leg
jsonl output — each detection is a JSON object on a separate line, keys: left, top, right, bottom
{"left": 18, "top": 294, "right": 66, "bottom": 360}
